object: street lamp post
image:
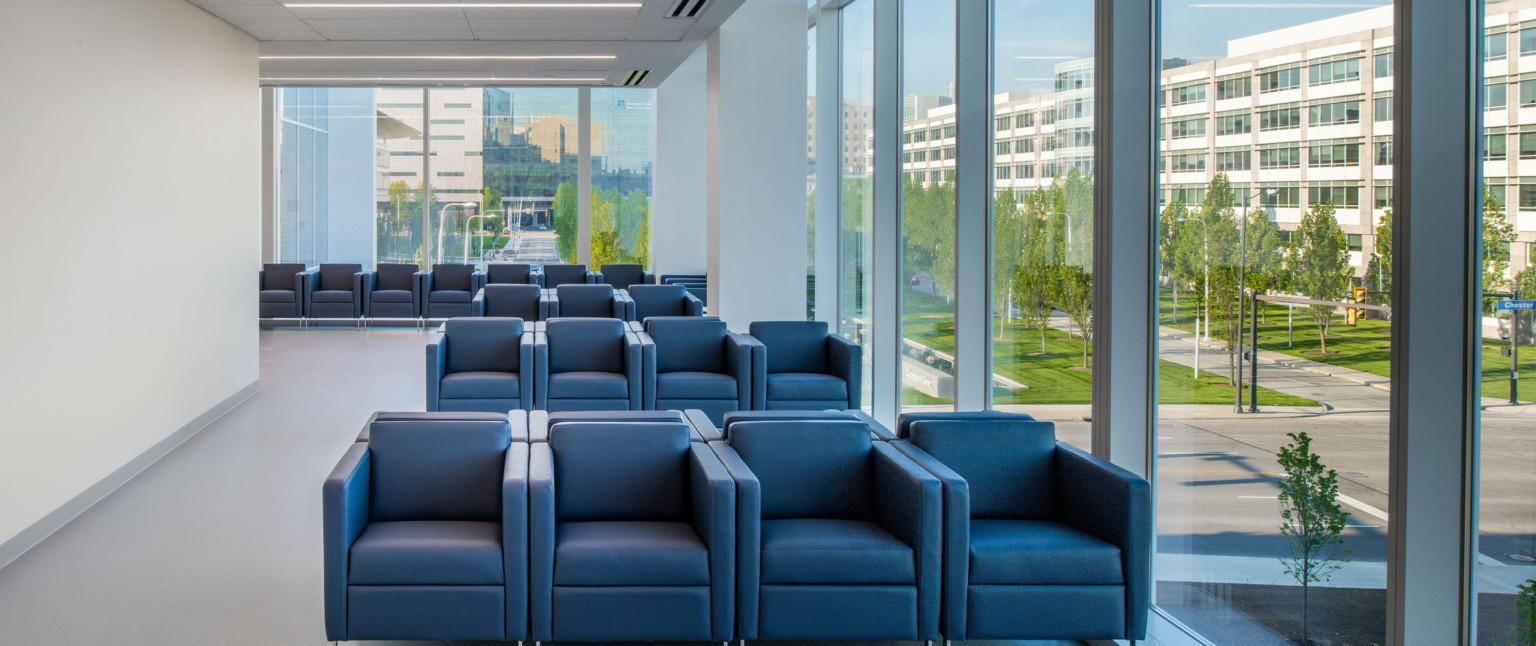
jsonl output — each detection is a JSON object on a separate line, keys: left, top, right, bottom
{"left": 1237, "top": 187, "right": 1276, "bottom": 413}
{"left": 436, "top": 202, "right": 477, "bottom": 266}
{"left": 464, "top": 210, "right": 505, "bottom": 267}
{"left": 1177, "top": 217, "right": 1209, "bottom": 378}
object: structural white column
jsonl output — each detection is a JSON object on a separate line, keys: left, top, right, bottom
{"left": 952, "top": 0, "right": 993, "bottom": 410}
{"left": 870, "top": 0, "right": 901, "bottom": 425}
{"left": 706, "top": 0, "right": 809, "bottom": 330}
{"left": 1091, "top": 0, "right": 1158, "bottom": 478}
{"left": 1388, "top": 1, "right": 1480, "bottom": 644}
{"left": 814, "top": 7, "right": 842, "bottom": 326}
{"left": 577, "top": 87, "right": 592, "bottom": 266}
{"left": 653, "top": 44, "right": 709, "bottom": 278}
{"left": 261, "top": 87, "right": 277, "bottom": 265}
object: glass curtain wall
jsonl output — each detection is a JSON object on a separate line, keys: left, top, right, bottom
{"left": 591, "top": 88, "right": 656, "bottom": 270}
{"left": 1478, "top": 6, "right": 1536, "bottom": 645}
{"left": 1155, "top": 4, "right": 1394, "bottom": 644}
{"left": 990, "top": 1, "right": 1094, "bottom": 449}
{"left": 841, "top": 0, "right": 875, "bottom": 408}
{"left": 809, "top": 25, "right": 819, "bottom": 320}
{"left": 374, "top": 89, "right": 427, "bottom": 266}
{"left": 481, "top": 89, "right": 579, "bottom": 266}
{"left": 899, "top": 0, "right": 956, "bottom": 410}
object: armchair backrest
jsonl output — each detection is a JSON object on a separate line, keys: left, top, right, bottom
{"left": 549, "top": 421, "right": 692, "bottom": 522}
{"left": 728, "top": 419, "right": 874, "bottom": 519}
{"left": 600, "top": 264, "right": 646, "bottom": 289}
{"left": 486, "top": 263, "right": 533, "bottom": 284}
{"left": 484, "top": 284, "right": 542, "bottom": 319}
{"left": 545, "top": 317, "right": 627, "bottom": 374}
{"left": 646, "top": 317, "right": 728, "bottom": 373}
{"left": 262, "top": 263, "right": 308, "bottom": 291}
{"left": 444, "top": 317, "right": 524, "bottom": 374}
{"left": 375, "top": 263, "right": 418, "bottom": 291}
{"left": 748, "top": 321, "right": 830, "bottom": 374}
{"left": 318, "top": 263, "right": 362, "bottom": 291}
{"left": 629, "top": 284, "right": 689, "bottom": 320}
{"left": 906, "top": 418, "right": 1058, "bottom": 520}
{"left": 431, "top": 263, "right": 475, "bottom": 291}
{"left": 721, "top": 410, "right": 857, "bottom": 440}
{"left": 543, "top": 263, "right": 589, "bottom": 287}
{"left": 367, "top": 417, "right": 512, "bottom": 522}
{"left": 894, "top": 410, "right": 1035, "bottom": 439}
{"left": 555, "top": 284, "right": 616, "bottom": 317}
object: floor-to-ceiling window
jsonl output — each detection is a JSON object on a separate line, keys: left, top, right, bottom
{"left": 590, "top": 88, "right": 656, "bottom": 270}
{"left": 479, "top": 88, "right": 579, "bottom": 266}
{"left": 1155, "top": 5, "right": 1394, "bottom": 644}
{"left": 841, "top": 0, "right": 875, "bottom": 409}
{"left": 808, "top": 24, "right": 820, "bottom": 321}
{"left": 899, "top": 0, "right": 956, "bottom": 411}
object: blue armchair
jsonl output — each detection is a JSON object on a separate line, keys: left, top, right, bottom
{"left": 422, "top": 263, "right": 482, "bottom": 318}
{"left": 718, "top": 409, "right": 895, "bottom": 441}
{"left": 641, "top": 317, "right": 751, "bottom": 425}
{"left": 534, "top": 317, "right": 644, "bottom": 412}
{"left": 259, "top": 263, "right": 310, "bottom": 318}
{"left": 890, "top": 414, "right": 1150, "bottom": 641}
{"left": 323, "top": 415, "right": 527, "bottom": 642}
{"left": 747, "top": 321, "right": 863, "bottom": 411}
{"left": 305, "top": 263, "right": 365, "bottom": 320}
{"left": 353, "top": 410, "right": 523, "bottom": 443}
{"left": 709, "top": 419, "right": 941, "bottom": 641}
{"left": 426, "top": 318, "right": 534, "bottom": 412}
{"left": 552, "top": 284, "right": 630, "bottom": 319}
{"left": 529, "top": 420, "right": 735, "bottom": 641}
{"left": 599, "top": 263, "right": 653, "bottom": 290}
{"left": 541, "top": 263, "right": 594, "bottom": 287}
{"left": 474, "top": 283, "right": 551, "bottom": 320}
{"left": 628, "top": 284, "right": 705, "bottom": 323}
{"left": 485, "top": 262, "right": 541, "bottom": 287}
{"left": 529, "top": 409, "right": 717, "bottom": 442}
{"left": 365, "top": 263, "right": 422, "bottom": 319}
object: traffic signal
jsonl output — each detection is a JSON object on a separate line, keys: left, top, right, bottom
{"left": 1348, "top": 286, "right": 1367, "bottom": 325}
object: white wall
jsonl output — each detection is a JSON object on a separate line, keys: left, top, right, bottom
{"left": 653, "top": 45, "right": 710, "bottom": 279}
{"left": 707, "top": 0, "right": 809, "bottom": 330}
{"left": 0, "top": 0, "right": 259, "bottom": 552}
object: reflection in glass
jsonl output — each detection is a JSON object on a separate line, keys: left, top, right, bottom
{"left": 841, "top": 0, "right": 874, "bottom": 408}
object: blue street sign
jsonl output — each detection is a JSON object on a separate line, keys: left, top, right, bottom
{"left": 1496, "top": 300, "right": 1535, "bottom": 311}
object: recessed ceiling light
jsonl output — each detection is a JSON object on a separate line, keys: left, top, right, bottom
{"left": 284, "top": 2, "right": 643, "bottom": 8}
{"left": 259, "top": 55, "right": 617, "bottom": 60}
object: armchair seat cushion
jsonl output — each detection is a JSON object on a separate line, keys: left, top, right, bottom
{"left": 348, "top": 520, "right": 504, "bottom": 585}
{"left": 429, "top": 290, "right": 473, "bottom": 303}
{"left": 968, "top": 519, "right": 1123, "bottom": 585}
{"left": 312, "top": 290, "right": 355, "bottom": 303}
{"left": 372, "top": 289, "right": 414, "bottom": 304}
{"left": 760, "top": 518, "right": 914, "bottom": 585}
{"left": 440, "top": 371, "right": 521, "bottom": 399}
{"left": 548, "top": 372, "right": 629, "bottom": 399}
{"left": 765, "top": 373, "right": 849, "bottom": 402}
{"left": 554, "top": 521, "right": 709, "bottom": 586}
{"left": 260, "top": 289, "right": 296, "bottom": 303}
{"left": 656, "top": 372, "right": 738, "bottom": 400}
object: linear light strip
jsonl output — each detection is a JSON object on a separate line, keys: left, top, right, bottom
{"left": 284, "top": 3, "right": 642, "bottom": 8}
{"left": 260, "top": 55, "right": 616, "bottom": 60}
{"left": 261, "top": 76, "right": 607, "bottom": 82}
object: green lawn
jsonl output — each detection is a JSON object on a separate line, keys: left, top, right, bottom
{"left": 899, "top": 289, "right": 1319, "bottom": 406}
{"left": 1158, "top": 289, "right": 1535, "bottom": 402}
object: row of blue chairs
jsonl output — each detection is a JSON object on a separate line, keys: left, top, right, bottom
{"left": 472, "top": 283, "right": 704, "bottom": 321}
{"left": 428, "top": 318, "right": 861, "bottom": 424}
{"left": 323, "top": 409, "right": 1149, "bottom": 643}
{"left": 259, "top": 262, "right": 689, "bottom": 320}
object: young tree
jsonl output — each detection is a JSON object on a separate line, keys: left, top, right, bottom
{"left": 1200, "top": 174, "right": 1244, "bottom": 381}
{"left": 1367, "top": 209, "right": 1393, "bottom": 305}
{"left": 1014, "top": 205, "right": 1060, "bottom": 355}
{"left": 1159, "top": 198, "right": 1192, "bottom": 321}
{"left": 1276, "top": 432, "right": 1351, "bottom": 645}
{"left": 1244, "top": 206, "right": 1286, "bottom": 322}
{"left": 551, "top": 182, "right": 578, "bottom": 263}
{"left": 1494, "top": 579, "right": 1536, "bottom": 646}
{"left": 993, "top": 188, "right": 1023, "bottom": 339}
{"left": 589, "top": 193, "right": 621, "bottom": 268}
{"left": 1486, "top": 186, "right": 1518, "bottom": 303}
{"left": 1059, "top": 266, "right": 1094, "bottom": 368}
{"left": 1290, "top": 201, "right": 1351, "bottom": 352}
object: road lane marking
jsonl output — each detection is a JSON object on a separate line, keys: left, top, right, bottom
{"left": 1338, "top": 493, "right": 1390, "bottom": 522}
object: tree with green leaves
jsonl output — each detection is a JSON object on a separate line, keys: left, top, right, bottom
{"left": 1159, "top": 198, "right": 1192, "bottom": 322}
{"left": 1289, "top": 201, "right": 1352, "bottom": 353}
{"left": 552, "top": 182, "right": 578, "bottom": 263}
{"left": 993, "top": 188, "right": 1023, "bottom": 339}
{"left": 1243, "top": 206, "right": 1286, "bottom": 323}
{"left": 1200, "top": 174, "right": 1245, "bottom": 382}
{"left": 1059, "top": 266, "right": 1093, "bottom": 368}
{"left": 1276, "top": 432, "right": 1351, "bottom": 646}
{"left": 1014, "top": 206, "right": 1061, "bottom": 355}
{"left": 590, "top": 193, "right": 622, "bottom": 268}
{"left": 1367, "top": 209, "right": 1392, "bottom": 306}
{"left": 1486, "top": 186, "right": 1518, "bottom": 304}
{"left": 1494, "top": 579, "right": 1536, "bottom": 646}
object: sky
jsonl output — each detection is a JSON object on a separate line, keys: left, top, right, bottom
{"left": 818, "top": 0, "right": 1392, "bottom": 102}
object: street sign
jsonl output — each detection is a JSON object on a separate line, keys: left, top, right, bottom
{"left": 1496, "top": 300, "right": 1535, "bottom": 311}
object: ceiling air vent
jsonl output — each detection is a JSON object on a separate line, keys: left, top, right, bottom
{"left": 621, "top": 70, "right": 650, "bottom": 86}
{"left": 666, "top": 0, "right": 710, "bottom": 19}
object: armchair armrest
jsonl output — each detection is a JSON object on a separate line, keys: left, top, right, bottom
{"left": 531, "top": 269, "right": 546, "bottom": 288}
{"left": 624, "top": 331, "right": 646, "bottom": 410}
{"left": 352, "top": 271, "right": 369, "bottom": 318}
{"left": 872, "top": 442, "right": 943, "bottom": 640}
{"left": 588, "top": 270, "right": 603, "bottom": 284}
{"left": 689, "top": 444, "right": 736, "bottom": 641}
{"left": 425, "top": 332, "right": 447, "bottom": 411}
{"left": 533, "top": 332, "right": 549, "bottom": 410}
{"left": 639, "top": 331, "right": 658, "bottom": 410}
{"left": 528, "top": 443, "right": 556, "bottom": 641}
{"left": 724, "top": 333, "right": 753, "bottom": 412}
{"left": 827, "top": 334, "right": 863, "bottom": 409}
{"left": 258, "top": 269, "right": 266, "bottom": 293}
{"left": 890, "top": 440, "right": 970, "bottom": 638}
{"left": 707, "top": 441, "right": 761, "bottom": 640}
{"left": 683, "top": 409, "right": 723, "bottom": 441}
{"left": 610, "top": 293, "right": 627, "bottom": 320}
{"left": 472, "top": 287, "right": 486, "bottom": 317}
{"left": 412, "top": 271, "right": 428, "bottom": 318}
{"left": 538, "top": 292, "right": 554, "bottom": 321}
{"left": 642, "top": 270, "right": 655, "bottom": 285}
{"left": 846, "top": 409, "right": 897, "bottom": 441}
{"left": 297, "top": 270, "right": 318, "bottom": 316}
{"left": 738, "top": 333, "right": 767, "bottom": 409}
{"left": 1056, "top": 444, "right": 1151, "bottom": 640}
{"left": 363, "top": 271, "right": 378, "bottom": 316}
{"left": 519, "top": 330, "right": 536, "bottom": 410}
{"left": 528, "top": 410, "right": 549, "bottom": 442}
{"left": 323, "top": 442, "right": 371, "bottom": 641}
{"left": 472, "top": 270, "right": 487, "bottom": 294}
{"left": 684, "top": 292, "right": 705, "bottom": 317}
{"left": 503, "top": 442, "right": 530, "bottom": 639}
{"left": 617, "top": 292, "right": 636, "bottom": 321}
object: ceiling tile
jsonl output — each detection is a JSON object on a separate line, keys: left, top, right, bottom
{"left": 626, "top": 30, "right": 687, "bottom": 41}
{"left": 249, "top": 28, "right": 326, "bottom": 40}
{"left": 316, "top": 30, "right": 477, "bottom": 40}
{"left": 285, "top": 7, "right": 467, "bottom": 21}
{"left": 472, "top": 30, "right": 630, "bottom": 41}
{"left": 467, "top": 19, "right": 638, "bottom": 31}
{"left": 460, "top": 7, "right": 641, "bottom": 21}
{"left": 303, "top": 19, "right": 472, "bottom": 30}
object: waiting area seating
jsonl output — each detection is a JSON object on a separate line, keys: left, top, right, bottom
{"left": 628, "top": 283, "right": 704, "bottom": 322}
{"left": 323, "top": 410, "right": 1149, "bottom": 643}
{"left": 484, "top": 262, "right": 541, "bottom": 287}
{"left": 421, "top": 263, "right": 481, "bottom": 319}
{"left": 659, "top": 273, "right": 707, "bottom": 306}
{"left": 259, "top": 263, "right": 310, "bottom": 318}
{"left": 535, "top": 317, "right": 643, "bottom": 412}
{"left": 748, "top": 320, "right": 862, "bottom": 411}
{"left": 598, "top": 263, "right": 653, "bottom": 289}
{"left": 541, "top": 263, "right": 595, "bottom": 287}
{"left": 304, "top": 263, "right": 365, "bottom": 320}
{"left": 426, "top": 318, "right": 533, "bottom": 412}
{"left": 550, "top": 284, "right": 630, "bottom": 319}
{"left": 473, "top": 283, "right": 550, "bottom": 320}
{"left": 366, "top": 263, "right": 421, "bottom": 319}
{"left": 640, "top": 317, "right": 752, "bottom": 425}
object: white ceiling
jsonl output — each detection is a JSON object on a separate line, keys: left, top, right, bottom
{"left": 186, "top": 0, "right": 741, "bottom": 87}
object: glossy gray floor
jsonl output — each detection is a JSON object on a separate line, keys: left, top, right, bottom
{"left": 0, "top": 329, "right": 1084, "bottom": 646}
